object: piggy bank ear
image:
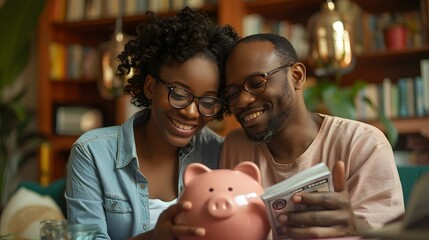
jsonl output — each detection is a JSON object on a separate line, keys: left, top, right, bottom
{"left": 183, "top": 163, "right": 212, "bottom": 187}
{"left": 233, "top": 161, "right": 262, "bottom": 184}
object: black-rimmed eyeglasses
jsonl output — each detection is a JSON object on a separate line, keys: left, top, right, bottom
{"left": 220, "top": 63, "right": 294, "bottom": 105}
{"left": 154, "top": 76, "right": 223, "bottom": 117}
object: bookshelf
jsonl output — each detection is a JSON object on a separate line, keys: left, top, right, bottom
{"left": 37, "top": 0, "right": 429, "bottom": 183}
{"left": 37, "top": 0, "right": 241, "bottom": 183}
{"left": 219, "top": 0, "right": 429, "bottom": 148}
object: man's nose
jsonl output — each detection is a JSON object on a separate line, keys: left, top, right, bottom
{"left": 235, "top": 90, "right": 256, "bottom": 109}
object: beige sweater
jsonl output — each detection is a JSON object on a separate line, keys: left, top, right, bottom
{"left": 220, "top": 115, "right": 404, "bottom": 229}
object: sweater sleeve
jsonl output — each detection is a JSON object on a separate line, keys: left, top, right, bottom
{"left": 344, "top": 127, "right": 405, "bottom": 228}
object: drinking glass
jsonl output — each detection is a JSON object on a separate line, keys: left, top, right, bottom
{"left": 40, "top": 220, "right": 68, "bottom": 240}
{"left": 40, "top": 220, "right": 99, "bottom": 240}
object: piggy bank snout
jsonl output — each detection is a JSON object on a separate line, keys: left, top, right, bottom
{"left": 207, "top": 194, "right": 237, "bottom": 219}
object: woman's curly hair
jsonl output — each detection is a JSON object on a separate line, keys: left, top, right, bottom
{"left": 117, "top": 7, "right": 239, "bottom": 121}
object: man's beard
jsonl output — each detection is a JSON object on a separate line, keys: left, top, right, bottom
{"left": 245, "top": 109, "right": 287, "bottom": 143}
{"left": 245, "top": 86, "right": 293, "bottom": 143}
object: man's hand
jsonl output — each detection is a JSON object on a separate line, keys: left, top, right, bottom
{"left": 278, "top": 161, "right": 358, "bottom": 239}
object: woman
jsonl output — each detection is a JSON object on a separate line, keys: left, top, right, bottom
{"left": 65, "top": 7, "right": 238, "bottom": 239}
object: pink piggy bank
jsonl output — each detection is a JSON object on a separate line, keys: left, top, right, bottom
{"left": 175, "top": 161, "right": 270, "bottom": 240}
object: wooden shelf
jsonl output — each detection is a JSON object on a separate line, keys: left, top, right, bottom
{"left": 51, "top": 4, "right": 218, "bottom": 37}
{"left": 243, "top": 0, "right": 420, "bottom": 23}
{"left": 50, "top": 80, "right": 107, "bottom": 103}
{"left": 245, "top": 0, "right": 324, "bottom": 23}
{"left": 355, "top": 0, "right": 419, "bottom": 13}
{"left": 358, "top": 45, "right": 429, "bottom": 60}
{"left": 369, "top": 118, "right": 429, "bottom": 135}
{"left": 342, "top": 45, "right": 429, "bottom": 84}
{"left": 51, "top": 135, "right": 78, "bottom": 151}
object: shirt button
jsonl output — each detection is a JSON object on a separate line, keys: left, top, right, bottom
{"left": 142, "top": 224, "right": 149, "bottom": 230}
{"left": 140, "top": 183, "right": 146, "bottom": 189}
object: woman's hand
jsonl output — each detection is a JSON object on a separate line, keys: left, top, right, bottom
{"left": 277, "top": 161, "right": 358, "bottom": 239}
{"left": 151, "top": 201, "right": 205, "bottom": 240}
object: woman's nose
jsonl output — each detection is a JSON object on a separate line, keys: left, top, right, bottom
{"left": 179, "top": 100, "right": 200, "bottom": 118}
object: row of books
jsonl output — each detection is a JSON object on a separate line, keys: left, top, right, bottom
{"left": 243, "top": 14, "right": 309, "bottom": 60}
{"left": 242, "top": 9, "right": 425, "bottom": 58}
{"left": 355, "top": 10, "right": 425, "bottom": 53}
{"left": 49, "top": 43, "right": 99, "bottom": 80}
{"left": 51, "top": 0, "right": 212, "bottom": 22}
{"left": 355, "top": 63, "right": 429, "bottom": 121}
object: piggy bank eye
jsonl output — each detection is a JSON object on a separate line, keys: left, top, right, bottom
{"left": 209, "top": 188, "right": 214, "bottom": 192}
{"left": 228, "top": 187, "right": 233, "bottom": 191}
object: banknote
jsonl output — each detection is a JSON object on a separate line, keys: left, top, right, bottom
{"left": 261, "top": 163, "right": 334, "bottom": 239}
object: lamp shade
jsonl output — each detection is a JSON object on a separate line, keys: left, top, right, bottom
{"left": 98, "top": 31, "right": 131, "bottom": 99}
{"left": 97, "top": 0, "right": 131, "bottom": 100}
{"left": 307, "top": 0, "right": 355, "bottom": 77}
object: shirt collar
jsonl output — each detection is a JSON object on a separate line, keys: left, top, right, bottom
{"left": 116, "top": 109, "right": 148, "bottom": 168}
{"left": 179, "top": 140, "right": 194, "bottom": 159}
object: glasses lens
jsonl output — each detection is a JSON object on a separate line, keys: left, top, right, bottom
{"left": 168, "top": 86, "right": 221, "bottom": 116}
{"left": 244, "top": 76, "right": 267, "bottom": 95}
{"left": 221, "top": 87, "right": 241, "bottom": 105}
{"left": 169, "top": 87, "right": 192, "bottom": 108}
{"left": 199, "top": 97, "right": 222, "bottom": 116}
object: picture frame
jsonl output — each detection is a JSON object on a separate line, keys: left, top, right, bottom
{"left": 53, "top": 105, "right": 104, "bottom": 136}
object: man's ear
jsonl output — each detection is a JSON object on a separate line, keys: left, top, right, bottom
{"left": 144, "top": 75, "right": 157, "bottom": 100}
{"left": 291, "top": 62, "right": 306, "bottom": 90}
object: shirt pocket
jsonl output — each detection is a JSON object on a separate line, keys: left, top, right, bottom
{"left": 103, "top": 194, "right": 133, "bottom": 239}
{"left": 104, "top": 194, "right": 132, "bottom": 213}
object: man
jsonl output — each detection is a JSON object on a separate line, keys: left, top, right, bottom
{"left": 220, "top": 33, "right": 404, "bottom": 239}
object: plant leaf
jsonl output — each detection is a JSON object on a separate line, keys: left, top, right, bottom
{"left": 0, "top": 0, "right": 46, "bottom": 89}
{"left": 321, "top": 84, "right": 356, "bottom": 119}
{"left": 303, "top": 85, "right": 322, "bottom": 111}
{"left": 0, "top": 0, "right": 47, "bottom": 206}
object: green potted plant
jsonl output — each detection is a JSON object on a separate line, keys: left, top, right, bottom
{"left": 0, "top": 0, "right": 47, "bottom": 210}
{"left": 304, "top": 75, "right": 398, "bottom": 146}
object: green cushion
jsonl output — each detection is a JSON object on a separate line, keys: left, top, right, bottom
{"left": 397, "top": 166, "right": 429, "bottom": 208}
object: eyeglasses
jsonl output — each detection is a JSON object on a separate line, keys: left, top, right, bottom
{"left": 220, "top": 63, "right": 294, "bottom": 105}
{"left": 154, "top": 76, "right": 223, "bottom": 117}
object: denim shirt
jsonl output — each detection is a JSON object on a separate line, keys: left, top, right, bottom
{"left": 65, "top": 110, "right": 223, "bottom": 239}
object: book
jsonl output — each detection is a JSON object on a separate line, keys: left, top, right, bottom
{"left": 49, "top": 42, "right": 67, "bottom": 80}
{"left": 414, "top": 76, "right": 425, "bottom": 117}
{"left": 420, "top": 0, "right": 429, "bottom": 44}
{"left": 406, "top": 77, "right": 416, "bottom": 117}
{"left": 420, "top": 59, "right": 429, "bottom": 115}
{"left": 391, "top": 83, "right": 399, "bottom": 119}
{"left": 397, "top": 78, "right": 409, "bottom": 118}
{"left": 382, "top": 78, "right": 392, "bottom": 119}
{"left": 50, "top": 0, "right": 67, "bottom": 22}
{"left": 363, "top": 172, "right": 429, "bottom": 240}
{"left": 261, "top": 163, "right": 334, "bottom": 239}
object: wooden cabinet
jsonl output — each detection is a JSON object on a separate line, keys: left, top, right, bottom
{"left": 37, "top": 0, "right": 429, "bottom": 182}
